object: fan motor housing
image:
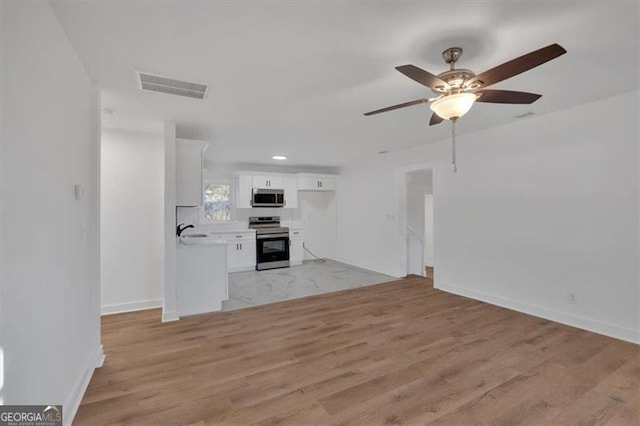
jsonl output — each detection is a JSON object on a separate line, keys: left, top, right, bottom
{"left": 434, "top": 69, "right": 477, "bottom": 93}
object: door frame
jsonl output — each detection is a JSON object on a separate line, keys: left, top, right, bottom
{"left": 394, "top": 161, "right": 443, "bottom": 283}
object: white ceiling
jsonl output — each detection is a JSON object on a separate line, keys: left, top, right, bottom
{"left": 50, "top": 1, "right": 639, "bottom": 168}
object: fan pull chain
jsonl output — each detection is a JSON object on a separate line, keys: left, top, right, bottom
{"left": 451, "top": 119, "right": 457, "bottom": 173}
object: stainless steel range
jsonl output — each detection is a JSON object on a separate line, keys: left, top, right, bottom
{"left": 249, "top": 216, "right": 290, "bottom": 270}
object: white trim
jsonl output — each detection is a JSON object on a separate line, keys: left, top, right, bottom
{"left": 162, "top": 310, "right": 180, "bottom": 322}
{"left": 101, "top": 299, "right": 163, "bottom": 315}
{"left": 395, "top": 161, "right": 444, "bottom": 279}
{"left": 95, "top": 345, "right": 106, "bottom": 368}
{"left": 64, "top": 345, "right": 104, "bottom": 426}
{"left": 331, "top": 257, "right": 402, "bottom": 279}
{"left": 636, "top": 89, "right": 640, "bottom": 352}
{"left": 437, "top": 281, "right": 640, "bottom": 345}
{"left": 228, "top": 265, "right": 255, "bottom": 273}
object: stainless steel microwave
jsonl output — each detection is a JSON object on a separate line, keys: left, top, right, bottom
{"left": 252, "top": 188, "right": 285, "bottom": 207}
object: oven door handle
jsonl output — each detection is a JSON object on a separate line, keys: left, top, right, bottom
{"left": 257, "top": 233, "right": 289, "bottom": 240}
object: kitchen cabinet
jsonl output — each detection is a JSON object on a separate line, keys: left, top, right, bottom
{"left": 297, "top": 174, "right": 337, "bottom": 191}
{"left": 217, "top": 231, "right": 256, "bottom": 272}
{"left": 282, "top": 175, "right": 298, "bottom": 208}
{"left": 176, "top": 139, "right": 209, "bottom": 207}
{"left": 177, "top": 240, "right": 228, "bottom": 316}
{"left": 236, "top": 174, "right": 253, "bottom": 209}
{"left": 252, "top": 174, "right": 283, "bottom": 189}
{"left": 289, "top": 228, "right": 304, "bottom": 266}
{"left": 235, "top": 172, "right": 297, "bottom": 209}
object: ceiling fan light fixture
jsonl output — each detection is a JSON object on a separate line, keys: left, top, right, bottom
{"left": 430, "top": 93, "right": 478, "bottom": 120}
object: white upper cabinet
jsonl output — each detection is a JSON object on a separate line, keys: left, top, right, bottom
{"left": 282, "top": 175, "right": 298, "bottom": 209}
{"left": 252, "top": 174, "right": 283, "bottom": 189}
{"left": 234, "top": 171, "right": 337, "bottom": 208}
{"left": 236, "top": 174, "right": 253, "bottom": 209}
{"left": 236, "top": 172, "right": 296, "bottom": 209}
{"left": 176, "top": 139, "right": 209, "bottom": 206}
{"left": 297, "top": 174, "right": 337, "bottom": 191}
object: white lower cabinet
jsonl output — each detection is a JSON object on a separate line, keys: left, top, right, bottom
{"left": 217, "top": 231, "right": 256, "bottom": 272}
{"left": 289, "top": 228, "right": 304, "bottom": 266}
{"left": 177, "top": 242, "right": 228, "bottom": 316}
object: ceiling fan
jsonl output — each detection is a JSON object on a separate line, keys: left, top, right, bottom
{"left": 365, "top": 43, "right": 567, "bottom": 171}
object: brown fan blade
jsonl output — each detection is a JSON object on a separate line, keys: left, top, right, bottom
{"left": 475, "top": 89, "right": 542, "bottom": 104}
{"left": 468, "top": 43, "right": 566, "bottom": 88}
{"left": 429, "top": 113, "right": 444, "bottom": 126}
{"left": 364, "top": 98, "right": 429, "bottom": 116}
{"left": 395, "top": 65, "right": 449, "bottom": 90}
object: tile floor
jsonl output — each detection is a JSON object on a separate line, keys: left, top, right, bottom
{"left": 222, "top": 259, "right": 396, "bottom": 311}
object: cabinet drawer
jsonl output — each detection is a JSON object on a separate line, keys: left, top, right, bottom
{"left": 290, "top": 229, "right": 304, "bottom": 238}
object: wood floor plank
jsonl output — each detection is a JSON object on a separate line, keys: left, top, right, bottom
{"left": 75, "top": 277, "right": 639, "bottom": 425}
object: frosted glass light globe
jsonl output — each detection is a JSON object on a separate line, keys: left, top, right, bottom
{"left": 430, "top": 93, "right": 478, "bottom": 120}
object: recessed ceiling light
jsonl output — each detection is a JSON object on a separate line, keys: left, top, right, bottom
{"left": 272, "top": 155, "right": 287, "bottom": 160}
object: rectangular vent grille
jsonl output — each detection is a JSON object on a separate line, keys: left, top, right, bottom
{"left": 514, "top": 111, "right": 535, "bottom": 119}
{"left": 137, "top": 72, "right": 208, "bottom": 99}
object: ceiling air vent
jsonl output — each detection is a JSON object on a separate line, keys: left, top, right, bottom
{"left": 514, "top": 111, "right": 535, "bottom": 119}
{"left": 137, "top": 72, "right": 208, "bottom": 100}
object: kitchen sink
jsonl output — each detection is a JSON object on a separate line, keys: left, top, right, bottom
{"left": 179, "top": 233, "right": 213, "bottom": 246}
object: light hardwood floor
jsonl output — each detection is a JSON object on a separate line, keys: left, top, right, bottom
{"left": 76, "top": 276, "right": 639, "bottom": 425}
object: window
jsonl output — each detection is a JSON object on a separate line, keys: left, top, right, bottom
{"left": 203, "top": 183, "right": 231, "bottom": 222}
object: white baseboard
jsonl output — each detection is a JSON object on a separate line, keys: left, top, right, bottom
{"left": 64, "top": 345, "right": 104, "bottom": 426}
{"left": 101, "top": 299, "right": 163, "bottom": 315}
{"left": 228, "top": 265, "right": 255, "bottom": 273}
{"left": 332, "top": 257, "right": 402, "bottom": 278}
{"left": 437, "top": 282, "right": 639, "bottom": 345}
{"left": 162, "top": 309, "right": 180, "bottom": 322}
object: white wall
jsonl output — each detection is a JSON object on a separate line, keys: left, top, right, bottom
{"left": 337, "top": 91, "right": 639, "bottom": 343}
{"left": 424, "top": 195, "right": 434, "bottom": 267}
{"left": 1, "top": 0, "right": 101, "bottom": 418}
{"left": 295, "top": 191, "right": 337, "bottom": 260}
{"left": 101, "top": 128, "right": 164, "bottom": 314}
{"left": 163, "top": 122, "right": 179, "bottom": 322}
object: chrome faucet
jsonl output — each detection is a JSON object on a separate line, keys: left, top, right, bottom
{"left": 176, "top": 223, "right": 195, "bottom": 237}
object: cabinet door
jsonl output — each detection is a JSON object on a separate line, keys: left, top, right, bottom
{"left": 297, "top": 175, "right": 336, "bottom": 191}
{"left": 290, "top": 232, "right": 304, "bottom": 266}
{"left": 282, "top": 176, "right": 298, "bottom": 208}
{"left": 317, "top": 176, "right": 336, "bottom": 191}
{"left": 253, "top": 175, "right": 283, "bottom": 189}
{"left": 176, "top": 145, "right": 203, "bottom": 206}
{"left": 236, "top": 174, "right": 252, "bottom": 209}
{"left": 239, "top": 239, "right": 256, "bottom": 269}
{"left": 221, "top": 232, "right": 256, "bottom": 272}
{"left": 226, "top": 242, "right": 241, "bottom": 271}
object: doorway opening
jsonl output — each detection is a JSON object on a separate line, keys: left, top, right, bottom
{"left": 396, "top": 163, "right": 438, "bottom": 282}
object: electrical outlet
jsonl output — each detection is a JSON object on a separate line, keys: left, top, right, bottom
{"left": 567, "top": 292, "right": 577, "bottom": 304}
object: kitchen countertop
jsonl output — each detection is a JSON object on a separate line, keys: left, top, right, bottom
{"left": 190, "top": 223, "right": 253, "bottom": 233}
{"left": 183, "top": 221, "right": 303, "bottom": 235}
{"left": 178, "top": 234, "right": 229, "bottom": 246}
